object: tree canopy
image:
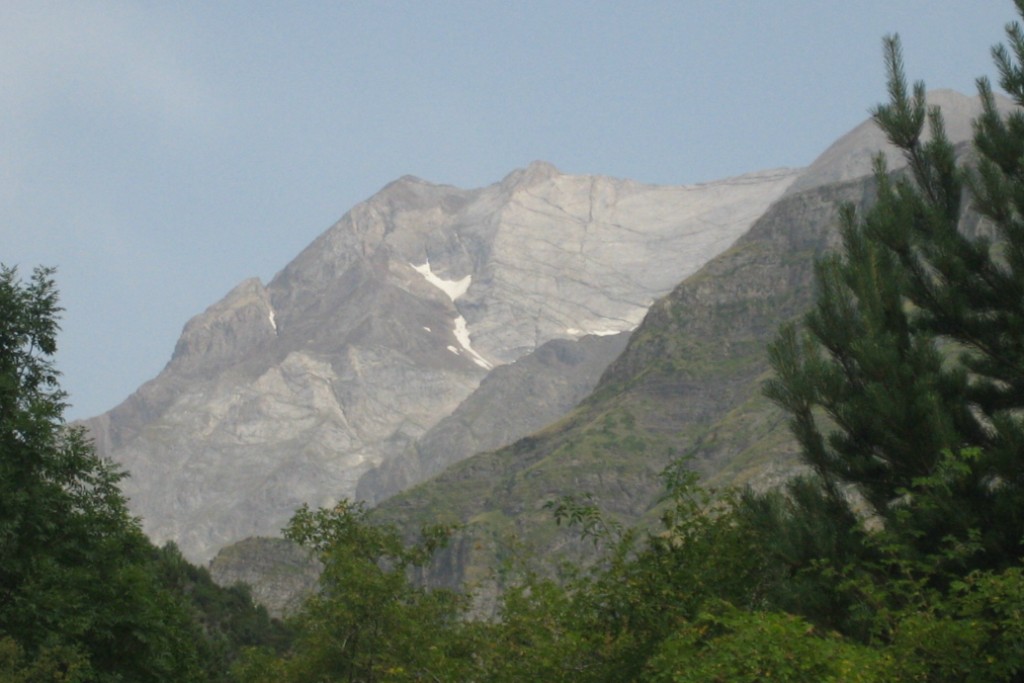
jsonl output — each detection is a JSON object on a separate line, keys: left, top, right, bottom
{"left": 0, "top": 266, "right": 286, "bottom": 682}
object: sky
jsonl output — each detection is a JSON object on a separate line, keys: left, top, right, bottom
{"left": 2, "top": 1, "right": 1017, "bottom": 420}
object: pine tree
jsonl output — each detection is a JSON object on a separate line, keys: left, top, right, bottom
{"left": 764, "top": 5, "right": 1024, "bottom": 571}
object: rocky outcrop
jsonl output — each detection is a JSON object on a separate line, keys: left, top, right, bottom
{"left": 372, "top": 175, "right": 875, "bottom": 599}
{"left": 85, "top": 162, "right": 798, "bottom": 563}
{"left": 200, "top": 90, "right": 1011, "bottom": 613}
{"left": 208, "top": 537, "right": 320, "bottom": 619}
{"left": 357, "top": 331, "right": 631, "bottom": 503}
{"left": 785, "top": 89, "right": 1012, "bottom": 195}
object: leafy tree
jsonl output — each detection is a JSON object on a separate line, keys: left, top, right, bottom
{"left": 480, "top": 461, "right": 793, "bottom": 682}
{"left": 0, "top": 635, "right": 88, "bottom": 682}
{"left": 528, "top": 461, "right": 1024, "bottom": 682}
{"left": 0, "top": 265, "right": 201, "bottom": 681}
{"left": 234, "top": 500, "right": 474, "bottom": 682}
{"left": 149, "top": 542, "right": 293, "bottom": 682}
{"left": 643, "top": 602, "right": 883, "bottom": 683}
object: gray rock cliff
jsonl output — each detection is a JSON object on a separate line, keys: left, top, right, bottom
{"left": 208, "top": 537, "right": 320, "bottom": 619}
{"left": 357, "top": 331, "right": 631, "bottom": 504}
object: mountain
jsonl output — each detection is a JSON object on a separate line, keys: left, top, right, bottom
{"left": 356, "top": 331, "right": 631, "bottom": 504}
{"left": 84, "top": 161, "right": 798, "bottom": 563}
{"left": 362, "top": 89, "right": 1012, "bottom": 603}
{"left": 786, "top": 89, "right": 987, "bottom": 195}
{"left": 369, "top": 173, "right": 867, "bottom": 606}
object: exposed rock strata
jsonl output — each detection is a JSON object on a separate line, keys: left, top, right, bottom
{"left": 357, "top": 331, "right": 631, "bottom": 504}
{"left": 183, "top": 90, "right": 1006, "bottom": 611}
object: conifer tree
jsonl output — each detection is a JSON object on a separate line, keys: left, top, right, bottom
{"left": 765, "top": 4, "right": 1024, "bottom": 570}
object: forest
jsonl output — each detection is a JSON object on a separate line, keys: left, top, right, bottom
{"left": 4, "top": 4, "right": 1024, "bottom": 681}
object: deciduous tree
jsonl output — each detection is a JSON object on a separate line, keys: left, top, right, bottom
{"left": 0, "top": 265, "right": 200, "bottom": 681}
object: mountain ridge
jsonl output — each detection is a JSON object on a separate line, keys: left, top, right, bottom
{"left": 85, "top": 161, "right": 799, "bottom": 563}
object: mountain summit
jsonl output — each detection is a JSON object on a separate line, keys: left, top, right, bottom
{"left": 85, "top": 162, "right": 799, "bottom": 562}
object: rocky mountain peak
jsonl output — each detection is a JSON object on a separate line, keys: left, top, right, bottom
{"left": 499, "top": 160, "right": 561, "bottom": 189}
{"left": 169, "top": 277, "right": 274, "bottom": 376}
{"left": 356, "top": 90, "right": 1006, "bottom": 605}
{"left": 85, "top": 162, "right": 799, "bottom": 563}
{"left": 787, "top": 88, "right": 1015, "bottom": 196}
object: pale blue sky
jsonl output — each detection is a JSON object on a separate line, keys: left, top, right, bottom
{"left": 2, "top": 1, "right": 1016, "bottom": 419}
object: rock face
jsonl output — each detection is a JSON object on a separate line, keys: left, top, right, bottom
{"left": 373, "top": 174, "right": 872, "bottom": 608}
{"left": 357, "top": 332, "right": 631, "bottom": 503}
{"left": 85, "top": 161, "right": 799, "bottom": 563}
{"left": 208, "top": 537, "right": 321, "bottom": 619}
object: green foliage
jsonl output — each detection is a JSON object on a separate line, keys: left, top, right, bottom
{"left": 0, "top": 265, "right": 290, "bottom": 681}
{"left": 150, "top": 542, "right": 293, "bottom": 682}
{"left": 235, "top": 501, "right": 474, "bottom": 682}
{"left": 0, "top": 636, "right": 88, "bottom": 683}
{"left": 483, "top": 459, "right": 1024, "bottom": 682}
{"left": 732, "top": 477, "right": 870, "bottom": 635}
{"left": 0, "top": 265, "right": 205, "bottom": 681}
{"left": 474, "top": 575, "right": 596, "bottom": 682}
{"left": 545, "top": 492, "right": 624, "bottom": 549}
{"left": 743, "top": 5, "right": 1024, "bottom": 678}
{"left": 474, "top": 459, "right": 790, "bottom": 682}
{"left": 644, "top": 604, "right": 882, "bottom": 683}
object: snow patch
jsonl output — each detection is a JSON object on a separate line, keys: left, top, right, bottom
{"left": 423, "top": 326, "right": 432, "bottom": 332}
{"left": 565, "top": 325, "right": 628, "bottom": 337}
{"left": 411, "top": 260, "right": 471, "bottom": 301}
{"left": 453, "top": 315, "right": 493, "bottom": 370}
{"left": 411, "top": 260, "right": 490, "bottom": 369}
{"left": 268, "top": 308, "right": 277, "bottom": 333}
